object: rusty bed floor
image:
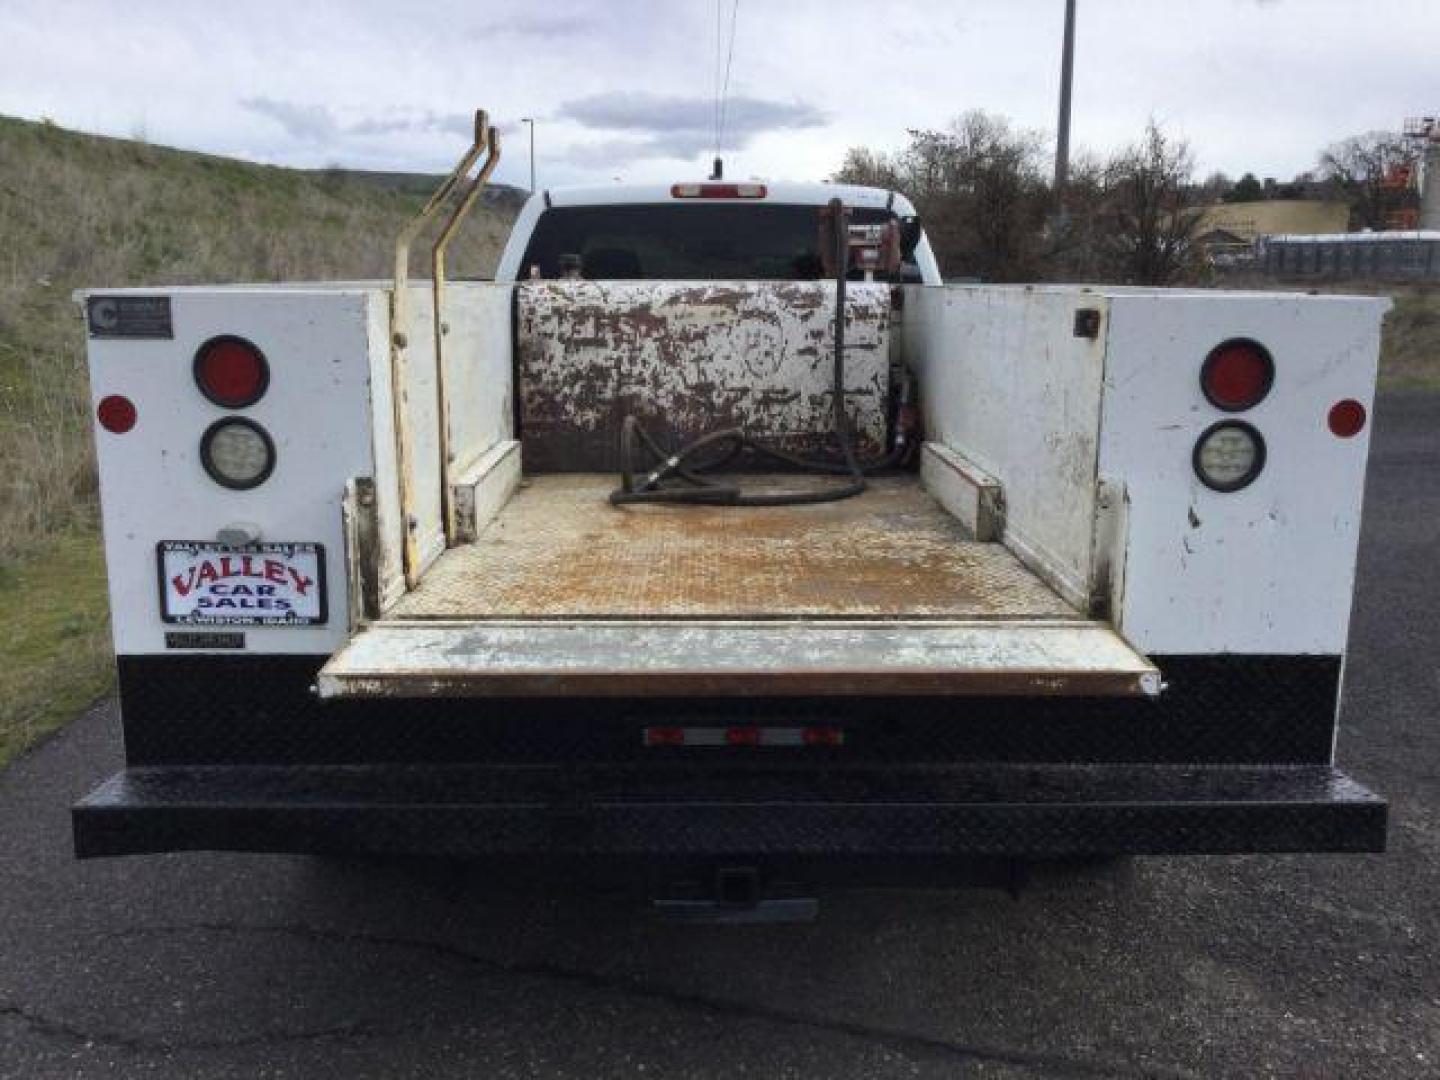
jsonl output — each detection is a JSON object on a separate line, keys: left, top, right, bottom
{"left": 388, "top": 474, "right": 1081, "bottom": 620}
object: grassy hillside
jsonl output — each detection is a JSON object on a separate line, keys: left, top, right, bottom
{"left": 0, "top": 113, "right": 513, "bottom": 765}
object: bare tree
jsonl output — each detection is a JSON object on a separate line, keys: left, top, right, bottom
{"left": 1223, "top": 172, "right": 1264, "bottom": 203}
{"left": 1097, "top": 121, "right": 1202, "bottom": 285}
{"left": 933, "top": 113, "right": 1050, "bottom": 281}
{"left": 836, "top": 116, "right": 1208, "bottom": 284}
{"left": 1041, "top": 151, "right": 1107, "bottom": 281}
{"left": 831, "top": 147, "right": 899, "bottom": 191}
{"left": 1198, "top": 170, "right": 1233, "bottom": 203}
{"left": 1318, "top": 131, "right": 1418, "bottom": 230}
{"left": 834, "top": 111, "right": 1049, "bottom": 281}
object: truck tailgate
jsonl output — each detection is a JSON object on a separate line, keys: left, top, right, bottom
{"left": 316, "top": 619, "right": 1159, "bottom": 698}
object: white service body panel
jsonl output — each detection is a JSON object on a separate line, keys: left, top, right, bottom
{"left": 904, "top": 283, "right": 1387, "bottom": 659}
{"left": 906, "top": 286, "right": 1108, "bottom": 610}
{"left": 86, "top": 282, "right": 519, "bottom": 657}
{"left": 86, "top": 287, "right": 384, "bottom": 656}
{"left": 86, "top": 279, "right": 1386, "bottom": 673}
{"left": 1100, "top": 292, "right": 1386, "bottom": 654}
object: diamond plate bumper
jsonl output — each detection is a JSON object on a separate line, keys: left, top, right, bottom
{"left": 73, "top": 762, "right": 1386, "bottom": 861}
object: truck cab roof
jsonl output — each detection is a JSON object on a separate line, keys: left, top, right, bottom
{"left": 540, "top": 180, "right": 911, "bottom": 210}
{"left": 494, "top": 181, "right": 940, "bottom": 284}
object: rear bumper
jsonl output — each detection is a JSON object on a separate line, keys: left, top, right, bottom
{"left": 73, "top": 763, "right": 1387, "bottom": 861}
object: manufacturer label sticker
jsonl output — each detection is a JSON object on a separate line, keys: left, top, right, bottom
{"left": 87, "top": 295, "right": 173, "bottom": 339}
{"left": 158, "top": 542, "right": 326, "bottom": 625}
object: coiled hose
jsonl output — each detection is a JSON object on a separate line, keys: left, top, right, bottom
{"left": 610, "top": 197, "right": 889, "bottom": 508}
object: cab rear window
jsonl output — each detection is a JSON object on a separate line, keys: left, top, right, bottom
{"left": 518, "top": 203, "right": 895, "bottom": 281}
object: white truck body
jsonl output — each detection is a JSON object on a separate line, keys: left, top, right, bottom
{"left": 86, "top": 279, "right": 1382, "bottom": 665}
{"left": 72, "top": 175, "right": 1390, "bottom": 872}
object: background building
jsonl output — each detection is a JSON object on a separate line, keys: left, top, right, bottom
{"left": 1194, "top": 200, "right": 1351, "bottom": 258}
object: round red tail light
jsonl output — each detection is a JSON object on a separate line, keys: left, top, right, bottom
{"left": 193, "top": 336, "right": 269, "bottom": 408}
{"left": 96, "top": 394, "right": 137, "bottom": 433}
{"left": 1328, "top": 399, "right": 1367, "bottom": 438}
{"left": 1201, "top": 339, "right": 1274, "bottom": 412}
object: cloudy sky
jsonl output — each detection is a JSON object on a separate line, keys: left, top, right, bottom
{"left": 1, "top": 0, "right": 1435, "bottom": 189}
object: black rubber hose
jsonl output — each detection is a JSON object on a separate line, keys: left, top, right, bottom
{"left": 611, "top": 197, "right": 869, "bottom": 508}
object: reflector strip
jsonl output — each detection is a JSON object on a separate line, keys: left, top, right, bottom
{"left": 643, "top": 726, "right": 845, "bottom": 748}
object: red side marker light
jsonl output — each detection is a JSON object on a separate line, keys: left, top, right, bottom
{"left": 643, "top": 726, "right": 685, "bottom": 747}
{"left": 96, "top": 394, "right": 137, "bottom": 433}
{"left": 1328, "top": 399, "right": 1366, "bottom": 438}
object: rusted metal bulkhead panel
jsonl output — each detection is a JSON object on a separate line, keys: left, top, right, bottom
{"left": 515, "top": 281, "right": 891, "bottom": 472}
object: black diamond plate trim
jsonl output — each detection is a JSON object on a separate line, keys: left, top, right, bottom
{"left": 114, "top": 654, "right": 1343, "bottom": 768}
{"left": 72, "top": 763, "right": 1386, "bottom": 860}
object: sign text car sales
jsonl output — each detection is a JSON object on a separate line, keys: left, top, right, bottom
{"left": 158, "top": 541, "right": 326, "bottom": 625}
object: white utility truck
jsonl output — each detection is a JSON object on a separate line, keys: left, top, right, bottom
{"left": 74, "top": 113, "right": 1387, "bottom": 903}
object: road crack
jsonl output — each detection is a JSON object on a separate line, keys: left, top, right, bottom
{"left": 11, "top": 920, "right": 1194, "bottom": 1078}
{"left": 0, "top": 997, "right": 410, "bottom": 1053}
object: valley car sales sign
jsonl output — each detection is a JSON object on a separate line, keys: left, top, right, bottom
{"left": 158, "top": 541, "right": 326, "bottom": 625}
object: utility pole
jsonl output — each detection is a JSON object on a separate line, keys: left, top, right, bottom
{"left": 1054, "top": 0, "right": 1077, "bottom": 206}
{"left": 520, "top": 117, "right": 536, "bottom": 193}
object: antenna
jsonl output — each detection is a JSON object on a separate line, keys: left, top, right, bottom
{"left": 713, "top": 0, "right": 740, "bottom": 165}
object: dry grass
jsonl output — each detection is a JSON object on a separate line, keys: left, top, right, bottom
{"left": 0, "top": 113, "right": 513, "bottom": 763}
{"left": 0, "top": 532, "right": 111, "bottom": 766}
{"left": 0, "top": 344, "right": 95, "bottom": 570}
{"left": 1376, "top": 288, "right": 1440, "bottom": 389}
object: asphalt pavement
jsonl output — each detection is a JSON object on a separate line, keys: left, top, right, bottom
{"left": 2, "top": 394, "right": 1438, "bottom": 1079}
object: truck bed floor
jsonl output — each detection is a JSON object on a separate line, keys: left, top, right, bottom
{"left": 390, "top": 474, "right": 1079, "bottom": 620}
